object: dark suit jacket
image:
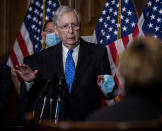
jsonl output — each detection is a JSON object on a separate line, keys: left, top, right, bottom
{"left": 18, "top": 38, "right": 112, "bottom": 122}
{"left": 0, "top": 62, "right": 12, "bottom": 121}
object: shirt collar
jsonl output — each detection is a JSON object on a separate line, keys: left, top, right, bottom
{"left": 62, "top": 42, "right": 80, "bottom": 56}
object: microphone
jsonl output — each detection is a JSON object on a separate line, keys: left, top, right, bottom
{"left": 54, "top": 77, "right": 64, "bottom": 123}
{"left": 49, "top": 98, "right": 53, "bottom": 121}
{"left": 58, "top": 77, "right": 64, "bottom": 98}
{"left": 39, "top": 96, "right": 47, "bottom": 121}
{"left": 32, "top": 80, "right": 51, "bottom": 117}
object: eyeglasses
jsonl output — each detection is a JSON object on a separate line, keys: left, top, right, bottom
{"left": 58, "top": 23, "right": 80, "bottom": 32}
{"left": 44, "top": 29, "right": 55, "bottom": 34}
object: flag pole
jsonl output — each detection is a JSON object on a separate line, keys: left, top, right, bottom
{"left": 116, "top": 0, "right": 121, "bottom": 67}
{"left": 58, "top": 0, "right": 62, "bottom": 7}
{"left": 133, "top": 0, "right": 139, "bottom": 19}
{"left": 114, "top": 0, "right": 122, "bottom": 103}
{"left": 42, "top": 0, "right": 46, "bottom": 50}
{"left": 36, "top": 0, "right": 45, "bottom": 116}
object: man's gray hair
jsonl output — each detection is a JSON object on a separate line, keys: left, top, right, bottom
{"left": 53, "top": 6, "right": 81, "bottom": 26}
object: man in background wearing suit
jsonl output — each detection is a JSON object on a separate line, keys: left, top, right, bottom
{"left": 41, "top": 19, "right": 61, "bottom": 48}
{"left": 15, "top": 6, "right": 115, "bottom": 121}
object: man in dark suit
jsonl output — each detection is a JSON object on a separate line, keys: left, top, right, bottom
{"left": 0, "top": 62, "right": 12, "bottom": 122}
{"left": 15, "top": 6, "right": 115, "bottom": 121}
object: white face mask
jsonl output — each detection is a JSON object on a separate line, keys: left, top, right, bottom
{"left": 45, "top": 33, "right": 61, "bottom": 47}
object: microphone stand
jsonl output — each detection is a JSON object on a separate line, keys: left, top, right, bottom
{"left": 54, "top": 77, "right": 64, "bottom": 124}
{"left": 54, "top": 96, "right": 61, "bottom": 124}
{"left": 39, "top": 96, "right": 47, "bottom": 121}
{"left": 32, "top": 80, "right": 51, "bottom": 118}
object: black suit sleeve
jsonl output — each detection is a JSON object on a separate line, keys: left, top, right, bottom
{"left": 99, "top": 46, "right": 112, "bottom": 75}
{"left": 17, "top": 54, "right": 46, "bottom": 124}
{"left": 99, "top": 46, "right": 118, "bottom": 99}
{"left": 23, "top": 53, "right": 47, "bottom": 98}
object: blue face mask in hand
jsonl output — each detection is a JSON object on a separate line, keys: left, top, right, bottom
{"left": 101, "top": 75, "right": 115, "bottom": 94}
{"left": 45, "top": 33, "right": 61, "bottom": 47}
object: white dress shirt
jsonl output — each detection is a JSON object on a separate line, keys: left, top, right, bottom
{"left": 62, "top": 43, "right": 80, "bottom": 72}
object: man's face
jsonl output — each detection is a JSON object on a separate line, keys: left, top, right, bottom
{"left": 55, "top": 11, "right": 80, "bottom": 49}
{"left": 45, "top": 22, "right": 55, "bottom": 34}
{"left": 41, "top": 22, "right": 55, "bottom": 41}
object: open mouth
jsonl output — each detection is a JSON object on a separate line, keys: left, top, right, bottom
{"left": 67, "top": 36, "right": 75, "bottom": 40}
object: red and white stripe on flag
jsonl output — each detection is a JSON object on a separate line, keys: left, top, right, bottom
{"left": 7, "top": 23, "right": 34, "bottom": 93}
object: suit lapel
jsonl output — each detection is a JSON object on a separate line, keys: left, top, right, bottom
{"left": 70, "top": 40, "right": 93, "bottom": 94}
{"left": 52, "top": 43, "right": 65, "bottom": 79}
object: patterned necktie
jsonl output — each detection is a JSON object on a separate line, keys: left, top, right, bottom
{"left": 65, "top": 50, "right": 75, "bottom": 93}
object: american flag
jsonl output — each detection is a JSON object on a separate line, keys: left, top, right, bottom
{"left": 93, "top": 0, "right": 162, "bottom": 99}
{"left": 93, "top": 0, "right": 138, "bottom": 92}
{"left": 7, "top": 0, "right": 60, "bottom": 93}
{"left": 135, "top": 0, "right": 162, "bottom": 39}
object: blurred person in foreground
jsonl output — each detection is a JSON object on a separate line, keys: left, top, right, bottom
{"left": 0, "top": 62, "right": 12, "bottom": 124}
{"left": 15, "top": 5, "right": 116, "bottom": 122}
{"left": 87, "top": 36, "right": 162, "bottom": 121}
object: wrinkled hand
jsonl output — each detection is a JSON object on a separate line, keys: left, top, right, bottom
{"left": 14, "top": 64, "right": 38, "bottom": 82}
{"left": 97, "top": 75, "right": 105, "bottom": 87}
{"left": 98, "top": 75, "right": 115, "bottom": 94}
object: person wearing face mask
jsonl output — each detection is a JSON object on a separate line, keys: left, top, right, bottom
{"left": 41, "top": 19, "right": 61, "bottom": 48}
{"left": 16, "top": 20, "right": 61, "bottom": 125}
